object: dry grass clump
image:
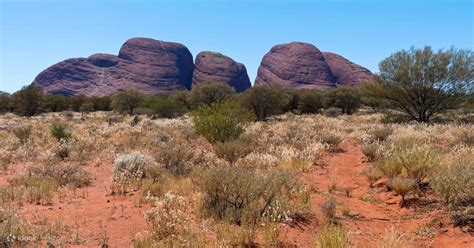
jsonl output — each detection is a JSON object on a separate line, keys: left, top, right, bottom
{"left": 194, "top": 167, "right": 307, "bottom": 225}
{"left": 432, "top": 158, "right": 474, "bottom": 209}
{"left": 11, "top": 125, "right": 32, "bottom": 145}
{"left": 0, "top": 205, "right": 41, "bottom": 246}
{"left": 314, "top": 224, "right": 349, "bottom": 248}
{"left": 320, "top": 197, "right": 337, "bottom": 223}
{"left": 377, "top": 226, "right": 410, "bottom": 248}
{"left": 213, "top": 139, "right": 253, "bottom": 166}
{"left": 0, "top": 163, "right": 92, "bottom": 205}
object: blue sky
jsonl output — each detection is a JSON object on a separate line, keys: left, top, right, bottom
{"left": 1, "top": 0, "right": 472, "bottom": 93}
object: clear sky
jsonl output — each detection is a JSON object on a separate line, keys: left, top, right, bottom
{"left": 1, "top": 0, "right": 472, "bottom": 93}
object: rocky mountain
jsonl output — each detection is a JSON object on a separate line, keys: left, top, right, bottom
{"left": 255, "top": 42, "right": 373, "bottom": 89}
{"left": 322, "top": 52, "right": 374, "bottom": 86}
{"left": 192, "top": 52, "right": 251, "bottom": 92}
{"left": 32, "top": 38, "right": 373, "bottom": 96}
{"left": 33, "top": 38, "right": 195, "bottom": 96}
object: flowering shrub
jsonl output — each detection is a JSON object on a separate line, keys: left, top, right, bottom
{"left": 112, "top": 152, "right": 156, "bottom": 193}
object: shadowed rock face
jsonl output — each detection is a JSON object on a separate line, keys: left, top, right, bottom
{"left": 33, "top": 38, "right": 194, "bottom": 96}
{"left": 322, "top": 52, "right": 374, "bottom": 86}
{"left": 255, "top": 42, "right": 373, "bottom": 89}
{"left": 192, "top": 51, "right": 251, "bottom": 92}
{"left": 255, "top": 42, "right": 337, "bottom": 89}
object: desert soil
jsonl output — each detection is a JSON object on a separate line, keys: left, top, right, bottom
{"left": 10, "top": 143, "right": 473, "bottom": 247}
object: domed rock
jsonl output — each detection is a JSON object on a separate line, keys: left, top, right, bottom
{"left": 33, "top": 38, "right": 194, "bottom": 96}
{"left": 322, "top": 52, "right": 374, "bottom": 86}
{"left": 255, "top": 42, "right": 337, "bottom": 89}
{"left": 87, "top": 53, "right": 120, "bottom": 67}
{"left": 192, "top": 51, "right": 251, "bottom": 92}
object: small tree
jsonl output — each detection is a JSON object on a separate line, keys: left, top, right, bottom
{"left": 190, "top": 81, "right": 235, "bottom": 107}
{"left": 364, "top": 46, "right": 473, "bottom": 123}
{"left": 240, "top": 86, "right": 289, "bottom": 121}
{"left": 111, "top": 90, "right": 145, "bottom": 115}
{"left": 79, "top": 102, "right": 94, "bottom": 115}
{"left": 298, "top": 89, "right": 323, "bottom": 114}
{"left": 43, "top": 94, "right": 68, "bottom": 112}
{"left": 148, "top": 95, "right": 187, "bottom": 118}
{"left": 13, "top": 85, "right": 45, "bottom": 116}
{"left": 91, "top": 96, "right": 112, "bottom": 111}
{"left": 192, "top": 101, "right": 252, "bottom": 143}
{"left": 0, "top": 91, "right": 12, "bottom": 113}
{"left": 327, "top": 87, "right": 361, "bottom": 115}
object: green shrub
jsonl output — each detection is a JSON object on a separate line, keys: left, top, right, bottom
{"left": 326, "top": 87, "right": 361, "bottom": 115}
{"left": 148, "top": 95, "right": 187, "bottom": 118}
{"left": 298, "top": 90, "right": 323, "bottom": 114}
{"left": 432, "top": 159, "right": 474, "bottom": 209}
{"left": 12, "top": 125, "right": 32, "bottom": 144}
{"left": 192, "top": 101, "right": 252, "bottom": 143}
{"left": 375, "top": 147, "right": 439, "bottom": 185}
{"left": 240, "top": 86, "right": 289, "bottom": 121}
{"left": 314, "top": 225, "right": 349, "bottom": 248}
{"left": 50, "top": 123, "right": 71, "bottom": 141}
{"left": 190, "top": 81, "right": 235, "bottom": 107}
{"left": 194, "top": 167, "right": 300, "bottom": 225}
{"left": 213, "top": 140, "right": 253, "bottom": 165}
{"left": 152, "top": 139, "right": 194, "bottom": 176}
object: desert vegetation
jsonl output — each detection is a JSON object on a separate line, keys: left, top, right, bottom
{"left": 0, "top": 46, "right": 472, "bottom": 247}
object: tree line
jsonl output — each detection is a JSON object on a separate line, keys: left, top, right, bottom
{"left": 1, "top": 46, "right": 472, "bottom": 123}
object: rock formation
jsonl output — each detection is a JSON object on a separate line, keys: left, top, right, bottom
{"left": 33, "top": 38, "right": 194, "bottom": 96}
{"left": 322, "top": 52, "right": 374, "bottom": 86}
{"left": 255, "top": 42, "right": 373, "bottom": 89}
{"left": 192, "top": 51, "right": 251, "bottom": 92}
{"left": 32, "top": 38, "right": 374, "bottom": 96}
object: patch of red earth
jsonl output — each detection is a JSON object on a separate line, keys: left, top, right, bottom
{"left": 23, "top": 162, "right": 149, "bottom": 247}
{"left": 284, "top": 143, "right": 473, "bottom": 247}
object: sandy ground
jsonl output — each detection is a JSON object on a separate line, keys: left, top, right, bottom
{"left": 284, "top": 143, "right": 473, "bottom": 247}
{"left": 4, "top": 143, "right": 473, "bottom": 247}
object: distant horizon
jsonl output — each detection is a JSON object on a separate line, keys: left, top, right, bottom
{"left": 1, "top": 0, "right": 473, "bottom": 93}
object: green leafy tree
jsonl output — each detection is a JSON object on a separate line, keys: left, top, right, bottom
{"left": 298, "top": 89, "right": 324, "bottom": 114}
{"left": 91, "top": 96, "right": 112, "bottom": 111}
{"left": 43, "top": 94, "right": 68, "bottom": 112}
{"left": 190, "top": 81, "right": 235, "bottom": 107}
{"left": 192, "top": 101, "right": 252, "bottom": 143}
{"left": 149, "top": 95, "right": 187, "bottom": 118}
{"left": 79, "top": 102, "right": 94, "bottom": 115}
{"left": 0, "top": 91, "right": 12, "bottom": 113}
{"left": 364, "top": 46, "right": 473, "bottom": 122}
{"left": 240, "top": 85, "right": 289, "bottom": 121}
{"left": 13, "top": 85, "right": 45, "bottom": 116}
{"left": 283, "top": 88, "right": 301, "bottom": 113}
{"left": 327, "top": 87, "right": 361, "bottom": 115}
{"left": 111, "top": 90, "right": 145, "bottom": 115}
{"left": 67, "top": 95, "right": 87, "bottom": 112}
